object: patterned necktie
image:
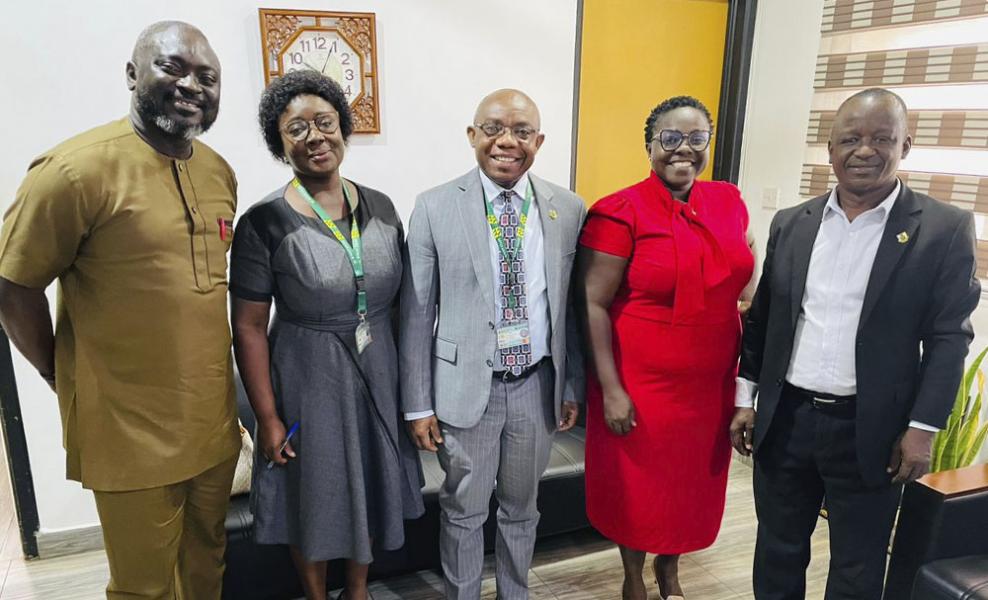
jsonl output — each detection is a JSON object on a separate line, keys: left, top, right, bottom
{"left": 497, "top": 190, "right": 532, "bottom": 375}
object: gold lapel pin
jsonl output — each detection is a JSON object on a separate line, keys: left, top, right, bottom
{"left": 897, "top": 231, "right": 909, "bottom": 244}
{"left": 548, "top": 209, "right": 558, "bottom": 220}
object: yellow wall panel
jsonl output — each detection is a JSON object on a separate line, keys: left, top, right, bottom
{"left": 575, "top": 0, "right": 729, "bottom": 204}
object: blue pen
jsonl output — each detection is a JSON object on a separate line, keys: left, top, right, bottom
{"left": 266, "top": 421, "right": 300, "bottom": 469}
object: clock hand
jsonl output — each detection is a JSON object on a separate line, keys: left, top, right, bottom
{"left": 302, "top": 59, "right": 322, "bottom": 72}
{"left": 321, "top": 50, "right": 332, "bottom": 74}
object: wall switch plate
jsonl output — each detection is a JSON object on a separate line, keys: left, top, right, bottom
{"left": 762, "top": 186, "right": 780, "bottom": 209}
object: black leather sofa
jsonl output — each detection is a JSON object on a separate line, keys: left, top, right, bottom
{"left": 222, "top": 376, "right": 590, "bottom": 600}
{"left": 912, "top": 555, "right": 988, "bottom": 599}
{"left": 884, "top": 464, "right": 988, "bottom": 599}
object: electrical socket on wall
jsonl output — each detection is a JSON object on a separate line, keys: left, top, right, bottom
{"left": 762, "top": 186, "right": 780, "bottom": 209}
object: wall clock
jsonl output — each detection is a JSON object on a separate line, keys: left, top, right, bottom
{"left": 259, "top": 8, "right": 380, "bottom": 133}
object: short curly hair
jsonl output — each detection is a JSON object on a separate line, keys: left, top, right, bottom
{"left": 644, "top": 96, "right": 713, "bottom": 146}
{"left": 258, "top": 70, "right": 354, "bottom": 160}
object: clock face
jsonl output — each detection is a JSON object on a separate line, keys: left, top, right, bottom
{"left": 259, "top": 9, "right": 380, "bottom": 133}
{"left": 279, "top": 29, "right": 364, "bottom": 104}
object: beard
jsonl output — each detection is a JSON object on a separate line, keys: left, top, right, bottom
{"left": 134, "top": 87, "right": 215, "bottom": 141}
{"left": 154, "top": 115, "right": 203, "bottom": 141}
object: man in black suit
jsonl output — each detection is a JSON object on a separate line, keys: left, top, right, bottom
{"left": 730, "top": 88, "right": 980, "bottom": 599}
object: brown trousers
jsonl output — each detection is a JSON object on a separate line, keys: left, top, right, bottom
{"left": 93, "top": 457, "right": 237, "bottom": 600}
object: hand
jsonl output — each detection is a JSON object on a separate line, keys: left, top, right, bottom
{"left": 558, "top": 401, "right": 579, "bottom": 432}
{"left": 258, "top": 417, "right": 295, "bottom": 466}
{"left": 406, "top": 415, "right": 443, "bottom": 452}
{"left": 738, "top": 300, "right": 752, "bottom": 317}
{"left": 887, "top": 427, "right": 935, "bottom": 483}
{"left": 603, "top": 387, "right": 636, "bottom": 436}
{"left": 729, "top": 407, "right": 756, "bottom": 456}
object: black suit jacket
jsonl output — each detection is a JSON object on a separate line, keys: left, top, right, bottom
{"left": 739, "top": 184, "right": 980, "bottom": 486}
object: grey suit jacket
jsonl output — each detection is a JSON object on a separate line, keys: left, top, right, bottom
{"left": 399, "top": 169, "right": 587, "bottom": 429}
{"left": 739, "top": 184, "right": 980, "bottom": 485}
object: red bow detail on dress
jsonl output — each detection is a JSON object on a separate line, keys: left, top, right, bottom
{"left": 647, "top": 174, "right": 731, "bottom": 322}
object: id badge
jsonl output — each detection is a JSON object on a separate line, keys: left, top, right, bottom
{"left": 355, "top": 320, "right": 373, "bottom": 354}
{"left": 496, "top": 322, "right": 530, "bottom": 351}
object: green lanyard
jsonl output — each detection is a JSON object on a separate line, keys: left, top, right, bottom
{"left": 483, "top": 181, "right": 534, "bottom": 263}
{"left": 292, "top": 178, "right": 367, "bottom": 318}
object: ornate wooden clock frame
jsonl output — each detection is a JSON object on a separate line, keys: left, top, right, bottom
{"left": 259, "top": 8, "right": 381, "bottom": 134}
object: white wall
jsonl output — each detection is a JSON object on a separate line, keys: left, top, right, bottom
{"left": 0, "top": 0, "right": 578, "bottom": 535}
{"left": 737, "top": 0, "right": 825, "bottom": 256}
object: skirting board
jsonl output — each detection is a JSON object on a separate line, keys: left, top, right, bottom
{"left": 35, "top": 525, "right": 103, "bottom": 559}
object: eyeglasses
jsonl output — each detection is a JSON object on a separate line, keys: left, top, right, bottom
{"left": 473, "top": 122, "right": 540, "bottom": 142}
{"left": 282, "top": 115, "right": 339, "bottom": 142}
{"left": 653, "top": 129, "right": 712, "bottom": 152}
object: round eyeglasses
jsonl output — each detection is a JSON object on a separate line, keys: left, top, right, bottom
{"left": 653, "top": 129, "right": 711, "bottom": 152}
{"left": 282, "top": 115, "right": 340, "bottom": 142}
{"left": 474, "top": 122, "right": 540, "bottom": 143}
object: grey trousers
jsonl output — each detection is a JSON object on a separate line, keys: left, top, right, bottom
{"left": 437, "top": 360, "right": 555, "bottom": 600}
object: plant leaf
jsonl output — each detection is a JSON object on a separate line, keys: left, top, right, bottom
{"left": 931, "top": 347, "right": 988, "bottom": 472}
{"left": 940, "top": 419, "right": 964, "bottom": 471}
{"left": 962, "top": 423, "right": 988, "bottom": 466}
{"left": 959, "top": 348, "right": 986, "bottom": 417}
{"left": 978, "top": 370, "right": 986, "bottom": 404}
{"left": 957, "top": 406, "right": 980, "bottom": 468}
{"left": 932, "top": 429, "right": 946, "bottom": 472}
{"left": 933, "top": 417, "right": 959, "bottom": 472}
{"left": 966, "top": 347, "right": 988, "bottom": 390}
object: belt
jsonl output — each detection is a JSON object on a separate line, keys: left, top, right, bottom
{"left": 783, "top": 383, "right": 856, "bottom": 413}
{"left": 493, "top": 357, "right": 549, "bottom": 382}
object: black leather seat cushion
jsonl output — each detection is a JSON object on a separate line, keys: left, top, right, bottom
{"left": 419, "top": 427, "right": 586, "bottom": 497}
{"left": 913, "top": 555, "right": 988, "bottom": 600}
{"left": 225, "top": 427, "right": 587, "bottom": 538}
{"left": 224, "top": 374, "right": 589, "bottom": 599}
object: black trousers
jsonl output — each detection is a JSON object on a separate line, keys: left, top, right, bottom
{"left": 753, "top": 387, "right": 902, "bottom": 600}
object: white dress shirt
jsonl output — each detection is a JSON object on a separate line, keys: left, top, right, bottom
{"left": 404, "top": 169, "right": 551, "bottom": 421}
{"left": 735, "top": 181, "right": 937, "bottom": 431}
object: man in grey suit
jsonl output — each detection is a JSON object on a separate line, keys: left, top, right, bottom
{"left": 399, "top": 89, "right": 586, "bottom": 599}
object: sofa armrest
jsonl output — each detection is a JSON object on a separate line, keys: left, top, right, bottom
{"left": 886, "top": 464, "right": 988, "bottom": 598}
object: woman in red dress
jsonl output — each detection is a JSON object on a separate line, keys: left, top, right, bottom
{"left": 578, "top": 96, "right": 755, "bottom": 600}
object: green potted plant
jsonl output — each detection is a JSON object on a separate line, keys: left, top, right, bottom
{"left": 931, "top": 346, "right": 988, "bottom": 472}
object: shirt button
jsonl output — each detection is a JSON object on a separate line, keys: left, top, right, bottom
{"left": 191, "top": 206, "right": 198, "bottom": 214}
{"left": 488, "top": 322, "right": 495, "bottom": 329}
{"left": 486, "top": 359, "right": 493, "bottom": 367}
{"left": 775, "top": 378, "right": 783, "bottom": 386}
{"left": 177, "top": 163, "right": 184, "bottom": 172}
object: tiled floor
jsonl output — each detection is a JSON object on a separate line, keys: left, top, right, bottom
{"left": 0, "top": 461, "right": 833, "bottom": 599}
{"left": 0, "top": 427, "right": 21, "bottom": 597}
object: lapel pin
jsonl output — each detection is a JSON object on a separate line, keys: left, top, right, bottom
{"left": 896, "top": 231, "right": 909, "bottom": 244}
{"left": 548, "top": 209, "right": 558, "bottom": 220}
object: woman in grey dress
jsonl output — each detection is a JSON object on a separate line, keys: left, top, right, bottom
{"left": 230, "top": 71, "right": 423, "bottom": 600}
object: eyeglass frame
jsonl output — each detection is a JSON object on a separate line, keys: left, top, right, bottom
{"left": 472, "top": 121, "right": 541, "bottom": 143}
{"left": 280, "top": 114, "right": 341, "bottom": 142}
{"left": 651, "top": 128, "right": 713, "bottom": 152}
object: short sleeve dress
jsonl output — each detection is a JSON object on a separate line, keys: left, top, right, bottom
{"left": 579, "top": 173, "right": 754, "bottom": 553}
{"left": 229, "top": 182, "right": 424, "bottom": 564}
